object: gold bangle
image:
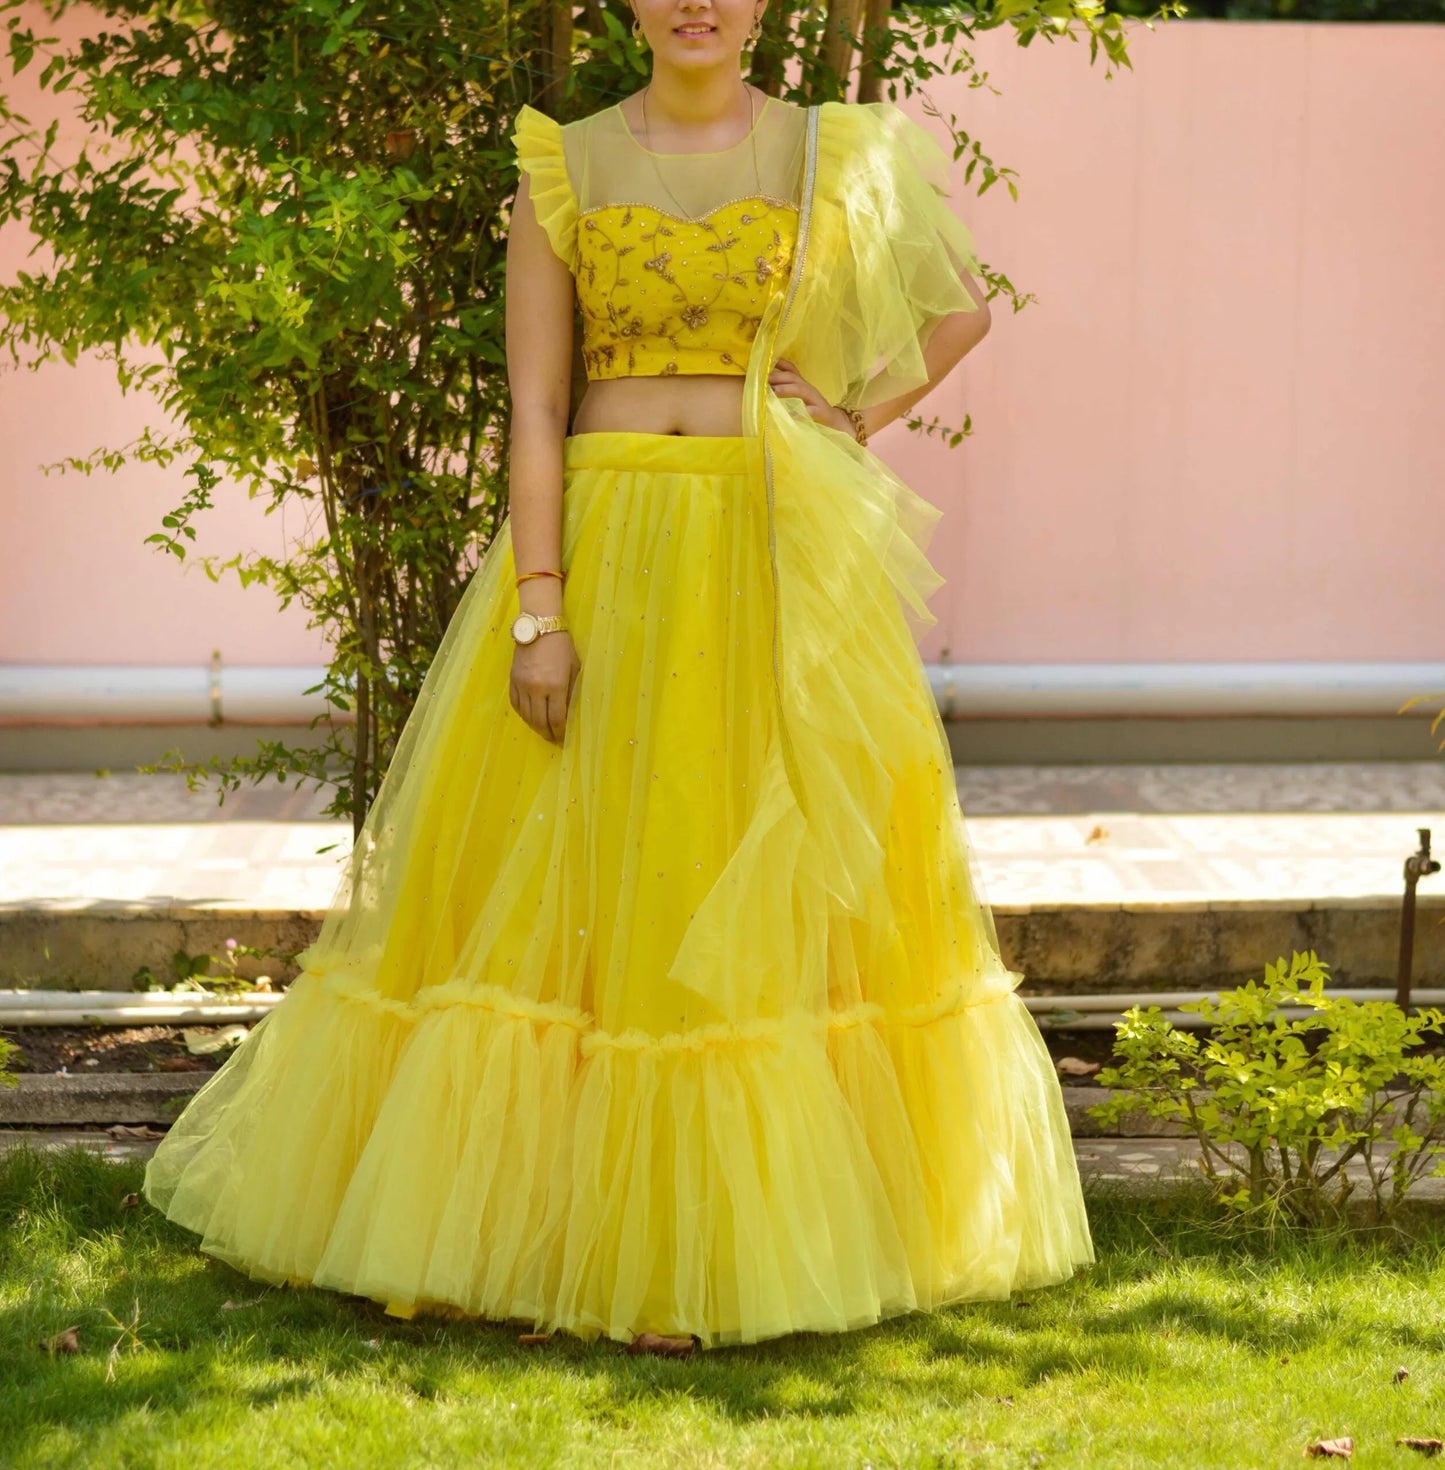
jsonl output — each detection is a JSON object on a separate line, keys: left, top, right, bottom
{"left": 516, "top": 569, "right": 565, "bottom": 586}
{"left": 840, "top": 406, "right": 868, "bottom": 447}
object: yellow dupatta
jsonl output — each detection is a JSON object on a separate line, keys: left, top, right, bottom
{"left": 666, "top": 101, "right": 1014, "bottom": 1023}
{"left": 742, "top": 100, "right": 987, "bottom": 813}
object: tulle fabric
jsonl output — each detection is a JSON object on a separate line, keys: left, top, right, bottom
{"left": 143, "top": 99, "right": 1094, "bottom": 1348}
{"left": 144, "top": 431, "right": 1092, "bottom": 1346}
{"left": 781, "top": 102, "right": 985, "bottom": 411}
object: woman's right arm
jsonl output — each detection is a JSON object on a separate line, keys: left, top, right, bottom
{"left": 505, "top": 172, "right": 582, "bottom": 745}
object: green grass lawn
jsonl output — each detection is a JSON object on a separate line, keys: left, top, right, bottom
{"left": 3, "top": 1148, "right": 1445, "bottom": 1469}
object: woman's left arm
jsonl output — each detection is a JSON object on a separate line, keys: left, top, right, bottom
{"left": 768, "top": 268, "right": 992, "bottom": 440}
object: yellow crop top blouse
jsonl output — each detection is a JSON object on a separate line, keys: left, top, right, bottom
{"left": 513, "top": 100, "right": 808, "bottom": 380}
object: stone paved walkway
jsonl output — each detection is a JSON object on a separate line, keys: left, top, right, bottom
{"left": 5, "top": 1130, "right": 1440, "bottom": 1202}
{"left": 0, "top": 1131, "right": 1225, "bottom": 1184}
{"left": 1, "top": 764, "right": 1443, "bottom": 912}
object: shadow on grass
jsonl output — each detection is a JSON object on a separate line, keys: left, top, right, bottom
{"left": 3, "top": 1147, "right": 1444, "bottom": 1459}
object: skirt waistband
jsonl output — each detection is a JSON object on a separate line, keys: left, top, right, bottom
{"left": 563, "top": 432, "right": 757, "bottom": 477}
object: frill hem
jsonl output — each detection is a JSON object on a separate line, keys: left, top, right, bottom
{"left": 513, "top": 105, "right": 577, "bottom": 269}
{"left": 302, "top": 963, "right": 1025, "bottom": 1054}
{"left": 143, "top": 969, "right": 1094, "bottom": 1349}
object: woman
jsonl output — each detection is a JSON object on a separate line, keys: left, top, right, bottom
{"left": 143, "top": 0, "right": 1094, "bottom": 1349}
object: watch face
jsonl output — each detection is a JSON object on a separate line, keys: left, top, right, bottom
{"left": 511, "top": 613, "right": 537, "bottom": 644}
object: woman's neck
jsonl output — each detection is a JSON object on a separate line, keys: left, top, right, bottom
{"left": 638, "top": 65, "right": 753, "bottom": 142}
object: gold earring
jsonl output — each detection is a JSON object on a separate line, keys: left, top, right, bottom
{"left": 749, "top": 12, "right": 763, "bottom": 41}
{"left": 632, "top": 15, "right": 646, "bottom": 43}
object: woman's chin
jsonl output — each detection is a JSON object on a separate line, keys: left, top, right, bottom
{"left": 655, "top": 36, "right": 739, "bottom": 67}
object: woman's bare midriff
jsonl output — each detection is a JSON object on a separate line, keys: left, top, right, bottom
{"left": 571, "top": 375, "right": 747, "bottom": 438}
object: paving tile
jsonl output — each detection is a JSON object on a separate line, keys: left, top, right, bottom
{"left": 0, "top": 767, "right": 1442, "bottom": 916}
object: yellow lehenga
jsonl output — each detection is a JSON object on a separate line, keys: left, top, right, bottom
{"left": 142, "top": 95, "right": 1094, "bottom": 1348}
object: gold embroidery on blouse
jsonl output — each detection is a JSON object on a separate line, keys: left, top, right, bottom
{"left": 575, "top": 197, "right": 798, "bottom": 380}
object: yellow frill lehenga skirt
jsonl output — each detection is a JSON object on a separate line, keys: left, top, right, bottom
{"left": 143, "top": 422, "right": 1095, "bottom": 1348}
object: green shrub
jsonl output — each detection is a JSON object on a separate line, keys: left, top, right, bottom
{"left": 0, "top": 1035, "right": 17, "bottom": 1089}
{"left": 0, "top": 0, "right": 1147, "bottom": 836}
{"left": 1090, "top": 950, "right": 1445, "bottom": 1224}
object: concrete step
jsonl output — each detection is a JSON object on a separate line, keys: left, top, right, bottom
{"left": 0, "top": 1072, "right": 204, "bottom": 1126}
{"left": 0, "top": 1073, "right": 1231, "bottom": 1139}
{"left": 2, "top": 893, "right": 1440, "bottom": 994}
{"left": 1, "top": 767, "right": 1442, "bottom": 992}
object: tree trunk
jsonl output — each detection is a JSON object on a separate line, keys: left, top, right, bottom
{"left": 820, "top": 0, "right": 866, "bottom": 99}
{"left": 539, "top": 0, "right": 573, "bottom": 114}
{"left": 855, "top": 0, "right": 892, "bottom": 102}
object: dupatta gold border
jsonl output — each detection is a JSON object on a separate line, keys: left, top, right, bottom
{"left": 754, "top": 104, "right": 820, "bottom": 823}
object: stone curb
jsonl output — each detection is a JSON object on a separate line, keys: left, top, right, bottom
{"left": 3, "top": 895, "right": 1440, "bottom": 991}
{"left": 0, "top": 1074, "right": 1178, "bottom": 1136}
{"left": 2, "top": 1076, "right": 1431, "bottom": 1145}
{"left": 0, "top": 1073, "right": 205, "bottom": 1125}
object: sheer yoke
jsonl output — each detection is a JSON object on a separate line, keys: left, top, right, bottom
{"left": 515, "top": 100, "right": 807, "bottom": 380}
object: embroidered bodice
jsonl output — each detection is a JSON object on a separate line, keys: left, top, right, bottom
{"left": 514, "top": 100, "right": 808, "bottom": 380}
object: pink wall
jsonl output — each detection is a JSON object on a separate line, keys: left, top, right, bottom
{"left": 0, "top": 4, "right": 325, "bottom": 665}
{"left": 885, "top": 21, "right": 1445, "bottom": 663}
{"left": 2, "top": 14, "right": 1443, "bottom": 668}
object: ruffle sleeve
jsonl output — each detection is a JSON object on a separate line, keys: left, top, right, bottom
{"left": 777, "top": 102, "right": 983, "bottom": 411}
{"left": 512, "top": 104, "right": 578, "bottom": 271}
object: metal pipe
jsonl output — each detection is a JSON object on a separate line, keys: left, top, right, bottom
{"left": 4, "top": 988, "right": 1442, "bottom": 1031}
{"left": 0, "top": 990, "right": 281, "bottom": 1012}
{"left": 5, "top": 661, "right": 1444, "bottom": 726}
{"left": 925, "top": 659, "right": 1445, "bottom": 720}
{"left": 0, "top": 663, "right": 339, "bottom": 726}
{"left": 0, "top": 990, "right": 280, "bottom": 1026}
{"left": 1396, "top": 828, "right": 1442, "bottom": 1011}
{"left": 1022, "top": 988, "right": 1445, "bottom": 1014}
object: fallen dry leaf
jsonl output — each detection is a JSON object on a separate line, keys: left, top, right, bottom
{"left": 1055, "top": 1056, "right": 1102, "bottom": 1078}
{"left": 182, "top": 1025, "right": 248, "bottom": 1056}
{"left": 1085, "top": 825, "right": 1109, "bottom": 844}
{"left": 40, "top": 1326, "right": 82, "bottom": 1355}
{"left": 106, "top": 1125, "right": 164, "bottom": 1140}
{"left": 1304, "top": 1438, "right": 1354, "bottom": 1460}
{"left": 625, "top": 1332, "right": 696, "bottom": 1358}
{"left": 1395, "top": 1366, "right": 1411, "bottom": 1384}
{"left": 995, "top": 1395, "right": 1015, "bottom": 1407}
{"left": 157, "top": 1057, "right": 206, "bottom": 1073}
{"left": 518, "top": 1333, "right": 552, "bottom": 1347}
{"left": 119, "top": 1192, "right": 139, "bottom": 1210}
{"left": 1398, "top": 1441, "right": 1444, "bottom": 1458}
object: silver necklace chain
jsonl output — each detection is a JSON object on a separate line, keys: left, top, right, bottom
{"left": 638, "top": 81, "right": 763, "bottom": 218}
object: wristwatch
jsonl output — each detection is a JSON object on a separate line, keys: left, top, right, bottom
{"left": 510, "top": 612, "right": 568, "bottom": 646}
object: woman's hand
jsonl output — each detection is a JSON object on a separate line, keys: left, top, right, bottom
{"left": 510, "top": 632, "right": 581, "bottom": 745}
{"left": 768, "top": 359, "right": 852, "bottom": 435}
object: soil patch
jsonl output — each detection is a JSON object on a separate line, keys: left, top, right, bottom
{"left": 1041, "top": 1028, "right": 1119, "bottom": 1085}
{"left": 2, "top": 1025, "right": 235, "bottom": 1075}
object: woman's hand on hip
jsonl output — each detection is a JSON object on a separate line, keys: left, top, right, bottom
{"left": 510, "top": 633, "right": 581, "bottom": 745}
{"left": 768, "top": 359, "right": 852, "bottom": 435}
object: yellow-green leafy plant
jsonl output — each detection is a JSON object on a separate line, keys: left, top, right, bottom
{"left": 0, "top": 1036, "right": 17, "bottom": 1089}
{"left": 1090, "top": 950, "right": 1445, "bottom": 1224}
